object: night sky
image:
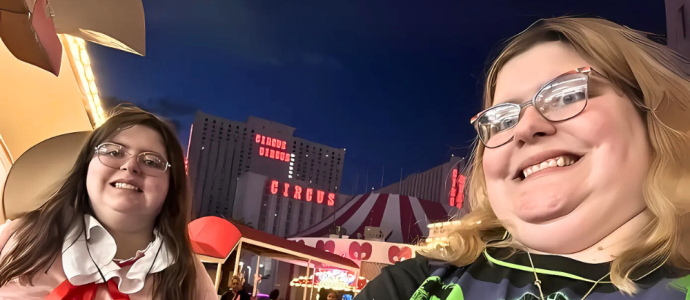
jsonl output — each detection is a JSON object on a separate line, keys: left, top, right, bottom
{"left": 88, "top": 0, "right": 667, "bottom": 195}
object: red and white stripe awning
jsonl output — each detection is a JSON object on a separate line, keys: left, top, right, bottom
{"left": 291, "top": 193, "right": 451, "bottom": 244}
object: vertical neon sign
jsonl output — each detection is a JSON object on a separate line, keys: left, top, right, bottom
{"left": 449, "top": 169, "right": 466, "bottom": 208}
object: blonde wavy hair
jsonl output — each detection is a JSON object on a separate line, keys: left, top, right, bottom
{"left": 423, "top": 17, "right": 690, "bottom": 295}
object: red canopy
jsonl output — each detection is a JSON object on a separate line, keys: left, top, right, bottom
{"left": 189, "top": 216, "right": 241, "bottom": 259}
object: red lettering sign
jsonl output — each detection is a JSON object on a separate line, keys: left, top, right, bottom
{"left": 294, "top": 186, "right": 302, "bottom": 200}
{"left": 306, "top": 188, "right": 313, "bottom": 202}
{"left": 268, "top": 180, "right": 332, "bottom": 205}
{"left": 327, "top": 193, "right": 335, "bottom": 206}
{"left": 270, "top": 180, "right": 279, "bottom": 195}
{"left": 283, "top": 183, "right": 290, "bottom": 197}
{"left": 255, "top": 134, "right": 289, "bottom": 163}
{"left": 455, "top": 175, "right": 466, "bottom": 208}
{"left": 449, "top": 169, "right": 466, "bottom": 208}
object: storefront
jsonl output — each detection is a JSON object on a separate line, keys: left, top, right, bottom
{"left": 189, "top": 216, "right": 360, "bottom": 299}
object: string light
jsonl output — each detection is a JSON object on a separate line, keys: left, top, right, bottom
{"left": 64, "top": 35, "right": 106, "bottom": 127}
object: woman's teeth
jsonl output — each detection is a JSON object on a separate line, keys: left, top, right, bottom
{"left": 114, "top": 182, "right": 141, "bottom": 192}
{"left": 522, "top": 156, "right": 577, "bottom": 179}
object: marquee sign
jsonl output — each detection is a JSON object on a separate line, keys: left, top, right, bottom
{"left": 289, "top": 270, "right": 368, "bottom": 292}
{"left": 449, "top": 169, "right": 465, "bottom": 208}
{"left": 315, "top": 270, "right": 356, "bottom": 290}
{"left": 269, "top": 180, "right": 335, "bottom": 206}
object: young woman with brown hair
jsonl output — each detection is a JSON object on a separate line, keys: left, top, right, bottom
{"left": 0, "top": 106, "right": 216, "bottom": 299}
{"left": 357, "top": 17, "right": 690, "bottom": 300}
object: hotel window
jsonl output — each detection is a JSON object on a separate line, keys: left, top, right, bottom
{"left": 284, "top": 202, "right": 293, "bottom": 237}
{"left": 258, "top": 188, "right": 270, "bottom": 231}
{"left": 273, "top": 199, "right": 282, "bottom": 235}
{"left": 298, "top": 203, "right": 305, "bottom": 230}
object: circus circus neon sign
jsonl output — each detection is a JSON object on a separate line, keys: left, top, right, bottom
{"left": 268, "top": 180, "right": 335, "bottom": 206}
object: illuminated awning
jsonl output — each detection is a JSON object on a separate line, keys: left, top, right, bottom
{"left": 189, "top": 217, "right": 359, "bottom": 272}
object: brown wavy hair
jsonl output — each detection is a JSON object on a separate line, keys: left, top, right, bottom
{"left": 423, "top": 17, "right": 690, "bottom": 295}
{"left": 0, "top": 105, "right": 199, "bottom": 299}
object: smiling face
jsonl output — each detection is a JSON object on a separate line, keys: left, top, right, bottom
{"left": 482, "top": 41, "right": 652, "bottom": 254}
{"left": 86, "top": 125, "right": 170, "bottom": 224}
{"left": 231, "top": 277, "right": 243, "bottom": 292}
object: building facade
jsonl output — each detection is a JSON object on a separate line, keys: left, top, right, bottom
{"left": 233, "top": 172, "right": 354, "bottom": 238}
{"left": 186, "top": 111, "right": 346, "bottom": 219}
{"left": 667, "top": 0, "right": 690, "bottom": 58}
{"left": 375, "top": 156, "right": 465, "bottom": 205}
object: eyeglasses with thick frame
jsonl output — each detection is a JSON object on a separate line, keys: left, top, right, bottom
{"left": 94, "top": 142, "right": 171, "bottom": 176}
{"left": 470, "top": 67, "right": 603, "bottom": 148}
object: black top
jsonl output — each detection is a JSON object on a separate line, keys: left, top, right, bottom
{"left": 220, "top": 289, "right": 251, "bottom": 300}
{"left": 355, "top": 248, "right": 690, "bottom": 300}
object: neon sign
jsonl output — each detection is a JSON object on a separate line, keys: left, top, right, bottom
{"left": 269, "top": 180, "right": 335, "bottom": 206}
{"left": 256, "top": 134, "right": 289, "bottom": 162}
{"left": 315, "top": 270, "right": 356, "bottom": 290}
{"left": 289, "top": 270, "right": 368, "bottom": 291}
{"left": 255, "top": 134, "right": 287, "bottom": 150}
{"left": 259, "top": 146, "right": 290, "bottom": 162}
{"left": 449, "top": 169, "right": 465, "bottom": 208}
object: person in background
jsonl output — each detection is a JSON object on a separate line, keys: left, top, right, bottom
{"left": 356, "top": 16, "right": 690, "bottom": 300}
{"left": 0, "top": 105, "right": 216, "bottom": 299}
{"left": 268, "top": 289, "right": 280, "bottom": 300}
{"left": 327, "top": 291, "right": 338, "bottom": 300}
{"left": 221, "top": 275, "right": 251, "bottom": 300}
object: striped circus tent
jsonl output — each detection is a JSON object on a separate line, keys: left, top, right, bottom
{"left": 291, "top": 193, "right": 452, "bottom": 244}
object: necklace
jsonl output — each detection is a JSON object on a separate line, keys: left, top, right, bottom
{"left": 526, "top": 252, "right": 611, "bottom": 300}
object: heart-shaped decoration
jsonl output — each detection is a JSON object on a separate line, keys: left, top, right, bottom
{"left": 349, "top": 241, "right": 362, "bottom": 259}
{"left": 315, "top": 240, "right": 336, "bottom": 253}
{"left": 388, "top": 246, "right": 413, "bottom": 264}
{"left": 360, "top": 242, "right": 373, "bottom": 260}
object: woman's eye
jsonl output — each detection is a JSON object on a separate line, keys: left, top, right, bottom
{"left": 105, "top": 149, "right": 122, "bottom": 156}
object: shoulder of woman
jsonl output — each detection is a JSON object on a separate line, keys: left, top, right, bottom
{"left": 355, "top": 255, "right": 432, "bottom": 300}
{"left": 193, "top": 256, "right": 218, "bottom": 300}
{"left": 0, "top": 219, "right": 21, "bottom": 256}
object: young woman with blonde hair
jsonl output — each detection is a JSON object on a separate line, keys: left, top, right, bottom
{"left": 357, "top": 17, "right": 690, "bottom": 300}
